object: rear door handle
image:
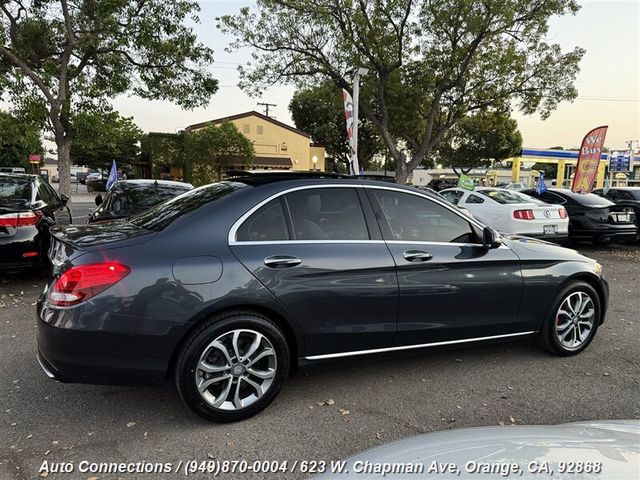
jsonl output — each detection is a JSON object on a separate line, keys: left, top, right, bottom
{"left": 264, "top": 255, "right": 302, "bottom": 268}
{"left": 403, "top": 250, "right": 433, "bottom": 262}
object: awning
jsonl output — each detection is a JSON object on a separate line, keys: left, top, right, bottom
{"left": 252, "top": 157, "right": 293, "bottom": 168}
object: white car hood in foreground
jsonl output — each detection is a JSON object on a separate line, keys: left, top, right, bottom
{"left": 314, "top": 421, "right": 639, "bottom": 479}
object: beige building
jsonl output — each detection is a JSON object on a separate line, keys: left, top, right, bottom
{"left": 186, "top": 111, "right": 325, "bottom": 172}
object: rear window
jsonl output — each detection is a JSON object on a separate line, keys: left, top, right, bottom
{"left": 0, "top": 176, "right": 31, "bottom": 201}
{"left": 478, "top": 189, "right": 541, "bottom": 204}
{"left": 106, "top": 184, "right": 192, "bottom": 217}
{"left": 130, "top": 181, "right": 245, "bottom": 231}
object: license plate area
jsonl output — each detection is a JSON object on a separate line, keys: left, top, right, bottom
{"left": 543, "top": 225, "right": 557, "bottom": 235}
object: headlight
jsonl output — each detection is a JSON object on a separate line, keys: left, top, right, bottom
{"left": 593, "top": 262, "right": 603, "bottom": 276}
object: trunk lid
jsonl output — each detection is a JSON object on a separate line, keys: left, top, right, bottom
{"left": 48, "top": 220, "right": 155, "bottom": 275}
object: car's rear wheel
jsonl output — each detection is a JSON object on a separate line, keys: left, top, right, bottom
{"left": 175, "top": 311, "right": 289, "bottom": 422}
{"left": 539, "top": 281, "right": 600, "bottom": 356}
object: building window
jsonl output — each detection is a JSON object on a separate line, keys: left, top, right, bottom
{"left": 243, "top": 124, "right": 250, "bottom": 134}
{"left": 256, "top": 125, "right": 264, "bottom": 134}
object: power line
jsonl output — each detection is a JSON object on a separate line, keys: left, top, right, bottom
{"left": 257, "top": 102, "right": 277, "bottom": 117}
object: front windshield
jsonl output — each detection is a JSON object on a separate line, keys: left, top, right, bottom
{"left": 478, "top": 188, "right": 542, "bottom": 204}
{"left": 130, "top": 181, "right": 246, "bottom": 231}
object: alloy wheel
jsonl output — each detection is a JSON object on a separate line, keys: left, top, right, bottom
{"left": 195, "top": 329, "right": 277, "bottom": 411}
{"left": 555, "top": 291, "right": 595, "bottom": 351}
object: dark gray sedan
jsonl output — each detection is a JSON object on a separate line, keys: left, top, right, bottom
{"left": 37, "top": 173, "right": 608, "bottom": 422}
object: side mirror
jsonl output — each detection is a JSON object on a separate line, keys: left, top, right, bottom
{"left": 95, "top": 194, "right": 103, "bottom": 206}
{"left": 60, "top": 193, "right": 69, "bottom": 206}
{"left": 483, "top": 227, "right": 502, "bottom": 249}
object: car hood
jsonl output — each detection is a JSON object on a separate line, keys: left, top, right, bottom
{"left": 501, "top": 234, "right": 592, "bottom": 263}
{"left": 313, "top": 421, "right": 639, "bottom": 479}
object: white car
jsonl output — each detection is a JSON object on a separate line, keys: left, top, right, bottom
{"left": 440, "top": 187, "right": 569, "bottom": 242}
{"left": 505, "top": 182, "right": 528, "bottom": 191}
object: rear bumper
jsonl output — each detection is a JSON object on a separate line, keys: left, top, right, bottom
{"left": 36, "top": 298, "right": 187, "bottom": 385}
{"left": 570, "top": 227, "right": 638, "bottom": 243}
{"left": 514, "top": 231, "right": 568, "bottom": 243}
{"left": 0, "top": 227, "right": 44, "bottom": 270}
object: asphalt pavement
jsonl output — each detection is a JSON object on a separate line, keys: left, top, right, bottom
{"left": 1, "top": 243, "right": 639, "bottom": 479}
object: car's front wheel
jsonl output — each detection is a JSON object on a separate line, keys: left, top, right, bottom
{"left": 539, "top": 281, "right": 600, "bottom": 356}
{"left": 176, "top": 311, "right": 289, "bottom": 422}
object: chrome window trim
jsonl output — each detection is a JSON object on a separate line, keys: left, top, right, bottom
{"left": 304, "top": 331, "right": 536, "bottom": 361}
{"left": 228, "top": 182, "right": 489, "bottom": 246}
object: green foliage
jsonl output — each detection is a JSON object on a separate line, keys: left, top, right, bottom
{"left": 0, "top": 110, "right": 44, "bottom": 168}
{"left": 71, "top": 108, "right": 143, "bottom": 172}
{"left": 184, "top": 122, "right": 255, "bottom": 186}
{"left": 1, "top": 0, "right": 218, "bottom": 195}
{"left": 437, "top": 111, "right": 523, "bottom": 175}
{"left": 289, "top": 82, "right": 384, "bottom": 172}
{"left": 220, "top": 0, "right": 584, "bottom": 183}
{"left": 531, "top": 162, "right": 558, "bottom": 179}
{"left": 141, "top": 132, "right": 186, "bottom": 180}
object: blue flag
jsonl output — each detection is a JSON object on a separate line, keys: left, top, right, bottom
{"left": 535, "top": 172, "right": 547, "bottom": 195}
{"left": 106, "top": 160, "right": 118, "bottom": 190}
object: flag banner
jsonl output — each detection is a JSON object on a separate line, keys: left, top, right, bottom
{"left": 106, "top": 159, "right": 118, "bottom": 190}
{"left": 457, "top": 174, "right": 475, "bottom": 191}
{"left": 342, "top": 89, "right": 360, "bottom": 175}
{"left": 571, "top": 125, "right": 608, "bottom": 193}
{"left": 536, "top": 172, "right": 547, "bottom": 195}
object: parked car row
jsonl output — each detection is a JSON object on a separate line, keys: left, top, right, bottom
{"left": 439, "top": 186, "right": 637, "bottom": 245}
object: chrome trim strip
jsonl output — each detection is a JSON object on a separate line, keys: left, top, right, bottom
{"left": 232, "top": 240, "right": 386, "bottom": 246}
{"left": 228, "top": 182, "right": 489, "bottom": 246}
{"left": 36, "top": 352, "right": 56, "bottom": 379}
{"left": 304, "top": 331, "right": 536, "bottom": 361}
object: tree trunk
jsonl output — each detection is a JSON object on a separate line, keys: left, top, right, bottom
{"left": 56, "top": 137, "right": 73, "bottom": 200}
{"left": 395, "top": 159, "right": 409, "bottom": 184}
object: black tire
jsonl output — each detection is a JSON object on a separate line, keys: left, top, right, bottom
{"left": 538, "top": 281, "right": 600, "bottom": 356}
{"left": 175, "top": 310, "right": 290, "bottom": 422}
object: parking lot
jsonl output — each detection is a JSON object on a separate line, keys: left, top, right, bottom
{"left": 1, "top": 242, "right": 639, "bottom": 479}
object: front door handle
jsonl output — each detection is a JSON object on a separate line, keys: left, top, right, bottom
{"left": 264, "top": 255, "right": 302, "bottom": 268}
{"left": 403, "top": 250, "right": 433, "bottom": 262}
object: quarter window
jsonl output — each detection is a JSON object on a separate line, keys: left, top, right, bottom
{"left": 286, "top": 188, "right": 369, "bottom": 240}
{"left": 373, "top": 190, "right": 476, "bottom": 243}
{"left": 465, "top": 194, "right": 484, "bottom": 204}
{"left": 236, "top": 199, "right": 289, "bottom": 241}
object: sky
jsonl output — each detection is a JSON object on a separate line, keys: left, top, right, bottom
{"left": 109, "top": 0, "right": 638, "bottom": 151}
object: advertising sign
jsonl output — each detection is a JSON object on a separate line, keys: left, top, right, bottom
{"left": 28, "top": 154, "right": 42, "bottom": 164}
{"left": 609, "top": 151, "right": 632, "bottom": 173}
{"left": 571, "top": 126, "right": 608, "bottom": 193}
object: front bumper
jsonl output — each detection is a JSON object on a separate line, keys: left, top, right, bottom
{"left": 36, "top": 297, "right": 188, "bottom": 385}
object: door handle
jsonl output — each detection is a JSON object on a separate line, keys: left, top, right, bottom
{"left": 264, "top": 255, "right": 302, "bottom": 268}
{"left": 403, "top": 250, "right": 433, "bottom": 262}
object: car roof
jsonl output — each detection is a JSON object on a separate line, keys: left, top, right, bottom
{"left": 0, "top": 172, "right": 36, "bottom": 179}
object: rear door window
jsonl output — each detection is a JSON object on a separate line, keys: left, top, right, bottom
{"left": 285, "top": 188, "right": 369, "bottom": 240}
{"left": 236, "top": 199, "right": 289, "bottom": 241}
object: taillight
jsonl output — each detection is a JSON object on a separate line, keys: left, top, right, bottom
{"left": 513, "top": 209, "right": 535, "bottom": 220}
{"left": 0, "top": 211, "right": 42, "bottom": 227}
{"left": 48, "top": 262, "right": 130, "bottom": 307}
{"left": 558, "top": 208, "right": 568, "bottom": 219}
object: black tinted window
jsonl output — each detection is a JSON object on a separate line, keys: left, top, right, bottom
{"left": 130, "top": 182, "right": 244, "bottom": 231}
{"left": 236, "top": 200, "right": 289, "bottom": 241}
{"left": 374, "top": 190, "right": 475, "bottom": 243}
{"left": 37, "top": 181, "right": 58, "bottom": 205}
{"left": 466, "top": 194, "right": 484, "bottom": 204}
{"left": 286, "top": 188, "right": 369, "bottom": 240}
{"left": 0, "top": 176, "right": 31, "bottom": 201}
{"left": 107, "top": 184, "right": 192, "bottom": 217}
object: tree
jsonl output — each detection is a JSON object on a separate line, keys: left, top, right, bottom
{"left": 1, "top": 0, "right": 218, "bottom": 198}
{"left": 0, "top": 110, "right": 45, "bottom": 168}
{"left": 289, "top": 82, "right": 384, "bottom": 172}
{"left": 184, "top": 122, "right": 255, "bottom": 186}
{"left": 220, "top": 0, "right": 584, "bottom": 183}
{"left": 71, "top": 109, "right": 143, "bottom": 173}
{"left": 437, "top": 111, "right": 522, "bottom": 176}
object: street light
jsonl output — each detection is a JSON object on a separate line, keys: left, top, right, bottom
{"left": 312, "top": 155, "right": 318, "bottom": 171}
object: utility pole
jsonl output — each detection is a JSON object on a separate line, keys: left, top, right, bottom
{"left": 257, "top": 102, "right": 277, "bottom": 117}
